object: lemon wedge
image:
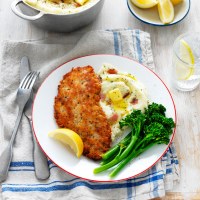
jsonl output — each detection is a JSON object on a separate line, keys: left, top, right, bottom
{"left": 75, "top": 0, "right": 88, "bottom": 6}
{"left": 175, "top": 39, "right": 195, "bottom": 80}
{"left": 170, "top": 0, "right": 183, "bottom": 6}
{"left": 24, "top": 0, "right": 37, "bottom": 6}
{"left": 131, "top": 0, "right": 158, "bottom": 9}
{"left": 158, "top": 0, "right": 174, "bottom": 24}
{"left": 48, "top": 128, "right": 84, "bottom": 158}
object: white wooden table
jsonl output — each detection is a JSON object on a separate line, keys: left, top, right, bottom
{"left": 0, "top": 0, "right": 200, "bottom": 199}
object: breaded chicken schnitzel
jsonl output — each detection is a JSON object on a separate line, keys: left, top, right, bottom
{"left": 54, "top": 66, "right": 112, "bottom": 160}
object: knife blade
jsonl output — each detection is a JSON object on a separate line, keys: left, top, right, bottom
{"left": 20, "top": 57, "right": 30, "bottom": 80}
{"left": 20, "top": 56, "right": 50, "bottom": 180}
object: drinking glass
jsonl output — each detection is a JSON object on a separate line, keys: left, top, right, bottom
{"left": 172, "top": 32, "right": 200, "bottom": 91}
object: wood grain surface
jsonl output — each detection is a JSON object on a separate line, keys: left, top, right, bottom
{"left": 0, "top": 0, "right": 200, "bottom": 199}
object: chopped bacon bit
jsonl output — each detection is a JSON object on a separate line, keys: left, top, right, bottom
{"left": 72, "top": 2, "right": 81, "bottom": 7}
{"left": 100, "top": 93, "right": 106, "bottom": 101}
{"left": 108, "top": 113, "right": 118, "bottom": 124}
{"left": 131, "top": 98, "right": 138, "bottom": 105}
{"left": 107, "top": 69, "right": 118, "bottom": 74}
{"left": 123, "top": 92, "right": 130, "bottom": 98}
{"left": 99, "top": 76, "right": 102, "bottom": 82}
{"left": 107, "top": 99, "right": 112, "bottom": 105}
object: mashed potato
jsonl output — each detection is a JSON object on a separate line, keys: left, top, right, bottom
{"left": 24, "top": 0, "right": 98, "bottom": 14}
{"left": 98, "top": 63, "right": 149, "bottom": 141}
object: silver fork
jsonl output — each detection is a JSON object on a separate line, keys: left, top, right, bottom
{"left": 0, "top": 71, "right": 39, "bottom": 183}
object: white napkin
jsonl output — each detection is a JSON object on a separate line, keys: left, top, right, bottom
{"left": 0, "top": 29, "right": 179, "bottom": 200}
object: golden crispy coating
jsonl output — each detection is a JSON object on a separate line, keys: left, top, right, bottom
{"left": 54, "top": 66, "right": 112, "bottom": 160}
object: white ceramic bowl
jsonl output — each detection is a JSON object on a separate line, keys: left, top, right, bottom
{"left": 127, "top": 0, "right": 190, "bottom": 26}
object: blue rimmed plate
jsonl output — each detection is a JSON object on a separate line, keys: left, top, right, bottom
{"left": 127, "top": 0, "right": 190, "bottom": 26}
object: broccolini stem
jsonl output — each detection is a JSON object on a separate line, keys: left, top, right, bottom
{"left": 94, "top": 134, "right": 138, "bottom": 174}
{"left": 100, "top": 154, "right": 116, "bottom": 165}
{"left": 109, "top": 143, "right": 155, "bottom": 178}
{"left": 102, "top": 132, "right": 131, "bottom": 160}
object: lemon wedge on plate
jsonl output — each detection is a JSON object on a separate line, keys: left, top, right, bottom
{"left": 170, "top": 0, "right": 183, "bottom": 6}
{"left": 158, "top": 0, "right": 174, "bottom": 24}
{"left": 175, "top": 39, "right": 195, "bottom": 80}
{"left": 48, "top": 128, "right": 84, "bottom": 158}
{"left": 131, "top": 0, "right": 158, "bottom": 9}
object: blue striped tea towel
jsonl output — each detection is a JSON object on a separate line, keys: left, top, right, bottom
{"left": 0, "top": 29, "right": 179, "bottom": 200}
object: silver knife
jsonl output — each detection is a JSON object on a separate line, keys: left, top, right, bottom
{"left": 20, "top": 56, "right": 50, "bottom": 180}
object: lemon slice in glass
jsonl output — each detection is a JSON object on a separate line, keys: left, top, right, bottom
{"left": 131, "top": 0, "right": 158, "bottom": 9}
{"left": 158, "top": 0, "right": 174, "bottom": 24}
{"left": 175, "top": 39, "right": 195, "bottom": 80}
{"left": 48, "top": 128, "right": 84, "bottom": 158}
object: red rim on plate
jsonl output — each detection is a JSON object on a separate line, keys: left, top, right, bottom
{"left": 32, "top": 54, "right": 177, "bottom": 182}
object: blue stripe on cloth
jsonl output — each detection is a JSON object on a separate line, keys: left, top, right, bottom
{"left": 2, "top": 174, "right": 164, "bottom": 193}
{"left": 168, "top": 160, "right": 179, "bottom": 165}
{"left": 127, "top": 179, "right": 132, "bottom": 200}
{"left": 135, "top": 30, "right": 143, "bottom": 63}
{"left": 172, "top": 159, "right": 179, "bottom": 165}
{"left": 9, "top": 169, "right": 35, "bottom": 172}
{"left": 161, "top": 159, "right": 178, "bottom": 165}
{"left": 151, "top": 165, "right": 159, "bottom": 197}
{"left": 9, "top": 160, "right": 178, "bottom": 173}
{"left": 166, "top": 168, "right": 172, "bottom": 174}
{"left": 2, "top": 182, "right": 135, "bottom": 192}
{"left": 9, "top": 166, "right": 57, "bottom": 172}
{"left": 10, "top": 161, "right": 55, "bottom": 168}
{"left": 131, "top": 171, "right": 161, "bottom": 180}
{"left": 9, "top": 161, "right": 57, "bottom": 172}
{"left": 161, "top": 156, "right": 178, "bottom": 160}
{"left": 3, "top": 170, "right": 163, "bottom": 187}
{"left": 113, "top": 31, "right": 120, "bottom": 55}
{"left": 10, "top": 162, "right": 34, "bottom": 167}
{"left": 118, "top": 32, "right": 123, "bottom": 56}
{"left": 3, "top": 179, "right": 80, "bottom": 187}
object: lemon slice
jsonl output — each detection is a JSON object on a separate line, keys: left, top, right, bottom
{"left": 175, "top": 39, "right": 195, "bottom": 80}
{"left": 179, "top": 39, "right": 195, "bottom": 64}
{"left": 170, "top": 0, "right": 183, "bottom": 6}
{"left": 158, "top": 0, "right": 174, "bottom": 24}
{"left": 48, "top": 128, "right": 84, "bottom": 158}
{"left": 131, "top": 0, "right": 158, "bottom": 9}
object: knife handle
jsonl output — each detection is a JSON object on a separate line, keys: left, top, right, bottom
{"left": 0, "top": 144, "right": 13, "bottom": 182}
{"left": 29, "top": 120, "right": 50, "bottom": 180}
{"left": 0, "top": 108, "right": 24, "bottom": 182}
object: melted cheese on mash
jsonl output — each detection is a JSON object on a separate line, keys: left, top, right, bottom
{"left": 24, "top": 0, "right": 98, "bottom": 14}
{"left": 98, "top": 63, "right": 149, "bottom": 141}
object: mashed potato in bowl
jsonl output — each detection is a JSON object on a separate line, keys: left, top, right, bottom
{"left": 24, "top": 0, "right": 99, "bottom": 14}
{"left": 98, "top": 63, "right": 149, "bottom": 141}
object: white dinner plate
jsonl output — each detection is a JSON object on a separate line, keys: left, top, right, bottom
{"left": 127, "top": 0, "right": 190, "bottom": 26}
{"left": 32, "top": 55, "right": 176, "bottom": 182}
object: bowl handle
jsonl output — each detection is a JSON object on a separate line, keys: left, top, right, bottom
{"left": 11, "top": 0, "right": 44, "bottom": 21}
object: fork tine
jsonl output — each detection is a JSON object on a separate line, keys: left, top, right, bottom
{"left": 28, "top": 72, "right": 39, "bottom": 89}
{"left": 25, "top": 72, "right": 37, "bottom": 89}
{"left": 19, "top": 71, "right": 39, "bottom": 90}
{"left": 19, "top": 72, "right": 32, "bottom": 88}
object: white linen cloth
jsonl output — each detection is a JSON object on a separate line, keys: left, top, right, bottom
{"left": 0, "top": 29, "right": 179, "bottom": 200}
